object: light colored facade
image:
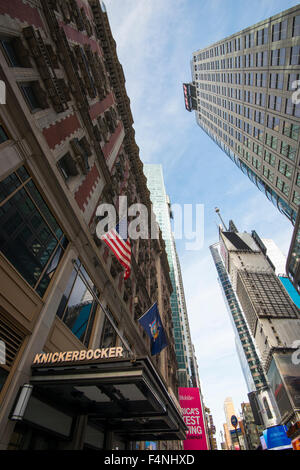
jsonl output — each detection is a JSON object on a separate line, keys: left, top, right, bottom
{"left": 189, "top": 5, "right": 300, "bottom": 226}
{"left": 219, "top": 225, "right": 300, "bottom": 426}
{"left": 223, "top": 422, "right": 231, "bottom": 450}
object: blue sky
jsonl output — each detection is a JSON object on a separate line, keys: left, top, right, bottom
{"left": 104, "top": 0, "right": 299, "bottom": 447}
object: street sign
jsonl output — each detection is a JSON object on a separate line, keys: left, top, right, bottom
{"left": 231, "top": 415, "right": 238, "bottom": 428}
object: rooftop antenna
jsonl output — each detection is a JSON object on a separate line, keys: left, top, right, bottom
{"left": 215, "top": 207, "right": 228, "bottom": 231}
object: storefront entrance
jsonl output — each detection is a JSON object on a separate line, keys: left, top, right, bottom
{"left": 8, "top": 357, "right": 186, "bottom": 450}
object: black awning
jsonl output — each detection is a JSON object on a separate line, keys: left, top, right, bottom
{"left": 29, "top": 357, "right": 187, "bottom": 441}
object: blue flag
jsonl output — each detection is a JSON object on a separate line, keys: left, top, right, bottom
{"left": 138, "top": 303, "right": 168, "bottom": 355}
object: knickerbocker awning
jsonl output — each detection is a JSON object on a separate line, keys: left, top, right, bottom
{"left": 28, "top": 356, "right": 187, "bottom": 441}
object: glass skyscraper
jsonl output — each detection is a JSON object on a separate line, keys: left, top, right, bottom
{"left": 210, "top": 243, "right": 267, "bottom": 393}
{"left": 144, "top": 164, "right": 195, "bottom": 387}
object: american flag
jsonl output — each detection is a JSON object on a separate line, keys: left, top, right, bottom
{"left": 101, "top": 218, "right": 131, "bottom": 280}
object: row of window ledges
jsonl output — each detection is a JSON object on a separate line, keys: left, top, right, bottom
{"left": 0, "top": 32, "right": 108, "bottom": 113}
{"left": 198, "top": 91, "right": 300, "bottom": 123}
{"left": 195, "top": 71, "right": 299, "bottom": 92}
{"left": 199, "top": 122, "right": 298, "bottom": 224}
{"left": 194, "top": 45, "right": 300, "bottom": 72}
{"left": 199, "top": 107, "right": 299, "bottom": 151}
{"left": 200, "top": 112, "right": 299, "bottom": 180}
{"left": 193, "top": 15, "right": 300, "bottom": 61}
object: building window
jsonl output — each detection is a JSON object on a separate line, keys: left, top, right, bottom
{"left": 58, "top": 152, "right": 79, "bottom": 181}
{"left": 0, "top": 166, "right": 68, "bottom": 297}
{"left": 263, "top": 397, "right": 273, "bottom": 419}
{"left": 283, "top": 122, "right": 300, "bottom": 141}
{"left": 255, "top": 92, "right": 266, "bottom": 107}
{"left": 280, "top": 142, "right": 297, "bottom": 161}
{"left": 0, "top": 37, "right": 30, "bottom": 67}
{"left": 268, "top": 94, "right": 281, "bottom": 112}
{"left": 252, "top": 155, "right": 261, "bottom": 169}
{"left": 293, "top": 190, "right": 300, "bottom": 205}
{"left": 285, "top": 97, "right": 300, "bottom": 118}
{"left": 255, "top": 72, "right": 267, "bottom": 87}
{"left": 0, "top": 315, "right": 25, "bottom": 394}
{"left": 272, "top": 20, "right": 287, "bottom": 42}
{"left": 257, "top": 27, "right": 268, "bottom": 45}
{"left": 254, "top": 110, "right": 265, "bottom": 124}
{"left": 0, "top": 124, "right": 9, "bottom": 144}
{"left": 292, "top": 15, "right": 300, "bottom": 37}
{"left": 276, "top": 177, "right": 290, "bottom": 196}
{"left": 267, "top": 115, "right": 280, "bottom": 132}
{"left": 257, "top": 51, "right": 268, "bottom": 67}
{"left": 19, "top": 82, "right": 48, "bottom": 112}
{"left": 287, "top": 72, "right": 300, "bottom": 91}
{"left": 265, "top": 133, "right": 278, "bottom": 150}
{"left": 290, "top": 46, "right": 300, "bottom": 65}
{"left": 263, "top": 166, "right": 274, "bottom": 183}
{"left": 269, "top": 73, "right": 283, "bottom": 90}
{"left": 278, "top": 161, "right": 292, "bottom": 179}
{"left": 271, "top": 48, "right": 286, "bottom": 66}
{"left": 244, "top": 32, "right": 254, "bottom": 49}
{"left": 100, "top": 313, "right": 118, "bottom": 348}
{"left": 56, "top": 259, "right": 99, "bottom": 347}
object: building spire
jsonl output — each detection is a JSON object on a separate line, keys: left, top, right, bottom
{"left": 215, "top": 207, "right": 228, "bottom": 231}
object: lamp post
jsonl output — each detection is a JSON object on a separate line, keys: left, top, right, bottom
{"left": 215, "top": 207, "right": 228, "bottom": 231}
{"left": 10, "top": 384, "right": 33, "bottom": 421}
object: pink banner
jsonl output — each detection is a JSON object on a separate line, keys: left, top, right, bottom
{"left": 179, "top": 387, "right": 209, "bottom": 450}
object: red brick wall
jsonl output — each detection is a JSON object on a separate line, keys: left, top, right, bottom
{"left": 0, "top": 0, "right": 45, "bottom": 29}
{"left": 42, "top": 113, "right": 81, "bottom": 150}
{"left": 89, "top": 93, "right": 114, "bottom": 121}
{"left": 103, "top": 122, "right": 123, "bottom": 160}
{"left": 74, "top": 163, "right": 100, "bottom": 211}
{"left": 59, "top": 20, "right": 102, "bottom": 55}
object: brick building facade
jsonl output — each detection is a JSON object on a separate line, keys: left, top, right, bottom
{"left": 0, "top": 0, "right": 184, "bottom": 450}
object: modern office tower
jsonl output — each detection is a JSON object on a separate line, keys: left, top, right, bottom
{"left": 186, "top": 5, "right": 300, "bottom": 226}
{"left": 0, "top": 0, "right": 186, "bottom": 450}
{"left": 240, "top": 402, "right": 264, "bottom": 450}
{"left": 217, "top": 220, "right": 300, "bottom": 426}
{"left": 144, "top": 163, "right": 197, "bottom": 388}
{"left": 210, "top": 242, "right": 278, "bottom": 428}
{"left": 223, "top": 423, "right": 231, "bottom": 450}
{"left": 205, "top": 407, "right": 218, "bottom": 450}
{"left": 223, "top": 397, "right": 237, "bottom": 449}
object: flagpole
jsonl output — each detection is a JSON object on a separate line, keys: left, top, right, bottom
{"left": 136, "top": 302, "right": 157, "bottom": 321}
{"left": 72, "top": 260, "right": 135, "bottom": 359}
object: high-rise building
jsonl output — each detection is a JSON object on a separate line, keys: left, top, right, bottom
{"left": 240, "top": 402, "right": 264, "bottom": 450}
{"left": 144, "top": 163, "right": 198, "bottom": 388}
{"left": 223, "top": 422, "right": 231, "bottom": 450}
{"left": 204, "top": 407, "right": 218, "bottom": 450}
{"left": 217, "top": 219, "right": 300, "bottom": 427}
{"left": 186, "top": 5, "right": 300, "bottom": 226}
{"left": 185, "top": 5, "right": 300, "bottom": 294}
{"left": 0, "top": 0, "right": 186, "bottom": 450}
{"left": 223, "top": 397, "right": 237, "bottom": 449}
{"left": 210, "top": 240, "right": 279, "bottom": 428}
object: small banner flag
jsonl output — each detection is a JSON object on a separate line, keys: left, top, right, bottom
{"left": 138, "top": 302, "right": 168, "bottom": 355}
{"left": 101, "top": 218, "right": 131, "bottom": 280}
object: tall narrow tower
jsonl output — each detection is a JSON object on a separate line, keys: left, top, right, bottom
{"left": 144, "top": 164, "right": 198, "bottom": 387}
{"left": 211, "top": 212, "right": 300, "bottom": 426}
